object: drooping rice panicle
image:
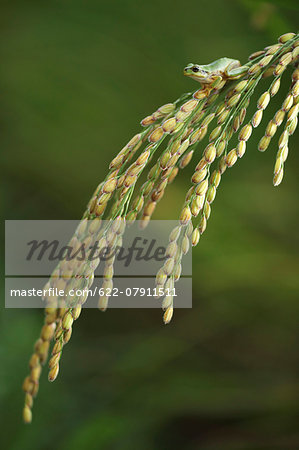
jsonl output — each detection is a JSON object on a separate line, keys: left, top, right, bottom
{"left": 272, "top": 68, "right": 299, "bottom": 186}
{"left": 154, "top": 32, "right": 299, "bottom": 323}
{"left": 98, "top": 217, "right": 126, "bottom": 311}
{"left": 22, "top": 32, "right": 299, "bottom": 421}
{"left": 22, "top": 311, "right": 57, "bottom": 423}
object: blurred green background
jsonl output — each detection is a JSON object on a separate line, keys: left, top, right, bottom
{"left": 1, "top": 1, "right": 299, "bottom": 448}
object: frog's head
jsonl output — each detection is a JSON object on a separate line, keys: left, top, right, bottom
{"left": 184, "top": 64, "right": 209, "bottom": 83}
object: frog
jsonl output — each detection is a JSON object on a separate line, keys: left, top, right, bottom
{"left": 184, "top": 57, "right": 249, "bottom": 87}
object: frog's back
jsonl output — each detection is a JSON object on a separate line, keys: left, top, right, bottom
{"left": 201, "top": 57, "right": 237, "bottom": 72}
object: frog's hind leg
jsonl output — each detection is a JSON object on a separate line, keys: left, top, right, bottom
{"left": 226, "top": 61, "right": 249, "bottom": 80}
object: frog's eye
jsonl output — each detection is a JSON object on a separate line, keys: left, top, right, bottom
{"left": 192, "top": 66, "right": 200, "bottom": 73}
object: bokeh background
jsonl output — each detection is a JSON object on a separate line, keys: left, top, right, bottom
{"left": 1, "top": 0, "right": 299, "bottom": 448}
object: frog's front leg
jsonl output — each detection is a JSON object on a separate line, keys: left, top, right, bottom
{"left": 209, "top": 75, "right": 224, "bottom": 88}
{"left": 198, "top": 75, "right": 224, "bottom": 99}
{"left": 225, "top": 61, "right": 249, "bottom": 80}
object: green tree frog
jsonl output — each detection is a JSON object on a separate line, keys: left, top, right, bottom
{"left": 184, "top": 57, "right": 248, "bottom": 86}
